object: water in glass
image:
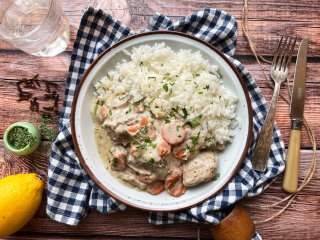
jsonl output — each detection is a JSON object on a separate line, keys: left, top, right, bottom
{"left": 0, "top": 0, "right": 69, "bottom": 56}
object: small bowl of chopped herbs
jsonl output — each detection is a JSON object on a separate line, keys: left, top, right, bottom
{"left": 3, "top": 122, "right": 41, "bottom": 155}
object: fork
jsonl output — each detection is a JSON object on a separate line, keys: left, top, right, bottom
{"left": 252, "top": 36, "right": 296, "bottom": 171}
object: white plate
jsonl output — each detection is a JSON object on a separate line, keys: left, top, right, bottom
{"left": 71, "top": 31, "right": 252, "bottom": 211}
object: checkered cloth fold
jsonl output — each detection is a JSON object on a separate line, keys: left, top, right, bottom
{"left": 47, "top": 7, "right": 285, "bottom": 239}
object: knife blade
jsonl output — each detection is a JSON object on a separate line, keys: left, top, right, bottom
{"left": 282, "top": 38, "right": 308, "bottom": 193}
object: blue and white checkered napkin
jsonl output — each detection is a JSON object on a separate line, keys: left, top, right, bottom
{"left": 47, "top": 7, "right": 285, "bottom": 239}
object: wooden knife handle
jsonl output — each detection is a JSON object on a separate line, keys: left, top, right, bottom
{"left": 282, "top": 120, "right": 302, "bottom": 193}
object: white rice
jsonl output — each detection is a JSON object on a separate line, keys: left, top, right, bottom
{"left": 94, "top": 42, "right": 238, "bottom": 148}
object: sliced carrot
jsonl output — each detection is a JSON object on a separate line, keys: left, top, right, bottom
{"left": 139, "top": 116, "right": 149, "bottom": 126}
{"left": 165, "top": 169, "right": 182, "bottom": 190}
{"left": 161, "top": 120, "right": 186, "bottom": 145}
{"left": 130, "top": 147, "right": 139, "bottom": 156}
{"left": 157, "top": 139, "right": 171, "bottom": 156}
{"left": 127, "top": 124, "right": 140, "bottom": 134}
{"left": 167, "top": 184, "right": 187, "bottom": 197}
{"left": 148, "top": 181, "right": 165, "bottom": 195}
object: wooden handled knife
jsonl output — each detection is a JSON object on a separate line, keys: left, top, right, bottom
{"left": 282, "top": 39, "right": 308, "bottom": 193}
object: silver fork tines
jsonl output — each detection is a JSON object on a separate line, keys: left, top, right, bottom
{"left": 252, "top": 36, "right": 296, "bottom": 171}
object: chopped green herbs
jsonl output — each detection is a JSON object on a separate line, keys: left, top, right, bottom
{"left": 182, "top": 107, "right": 189, "bottom": 118}
{"left": 165, "top": 118, "right": 171, "bottom": 124}
{"left": 132, "top": 98, "right": 144, "bottom": 106}
{"left": 197, "top": 91, "right": 203, "bottom": 94}
{"left": 140, "top": 61, "right": 144, "bottom": 66}
{"left": 203, "top": 85, "right": 210, "bottom": 90}
{"left": 192, "top": 132, "right": 200, "bottom": 145}
{"left": 163, "top": 83, "right": 169, "bottom": 92}
{"left": 213, "top": 172, "right": 220, "bottom": 181}
{"left": 109, "top": 109, "right": 112, "bottom": 116}
{"left": 8, "top": 127, "right": 35, "bottom": 149}
{"left": 112, "top": 158, "right": 119, "bottom": 168}
{"left": 148, "top": 76, "right": 156, "bottom": 80}
{"left": 186, "top": 144, "right": 195, "bottom": 153}
{"left": 184, "top": 115, "right": 202, "bottom": 128}
{"left": 149, "top": 158, "right": 155, "bottom": 164}
{"left": 36, "top": 117, "right": 58, "bottom": 142}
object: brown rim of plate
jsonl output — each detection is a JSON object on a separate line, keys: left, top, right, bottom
{"left": 71, "top": 30, "right": 253, "bottom": 212}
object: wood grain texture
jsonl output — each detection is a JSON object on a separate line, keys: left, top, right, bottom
{"left": 0, "top": 0, "right": 319, "bottom": 239}
{"left": 1, "top": 0, "right": 319, "bottom": 56}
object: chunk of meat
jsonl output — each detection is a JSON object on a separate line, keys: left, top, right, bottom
{"left": 157, "top": 139, "right": 171, "bottom": 156}
{"left": 115, "top": 170, "right": 147, "bottom": 190}
{"left": 161, "top": 120, "right": 186, "bottom": 145}
{"left": 147, "top": 181, "right": 165, "bottom": 195}
{"left": 182, "top": 151, "right": 218, "bottom": 187}
{"left": 165, "top": 169, "right": 187, "bottom": 197}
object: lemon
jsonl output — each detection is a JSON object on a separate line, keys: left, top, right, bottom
{"left": 0, "top": 173, "right": 44, "bottom": 237}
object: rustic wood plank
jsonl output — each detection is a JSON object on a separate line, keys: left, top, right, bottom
{"left": 0, "top": 0, "right": 319, "bottom": 56}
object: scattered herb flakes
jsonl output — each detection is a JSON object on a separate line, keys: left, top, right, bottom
{"left": 140, "top": 61, "right": 144, "bottom": 66}
{"left": 184, "top": 115, "right": 202, "bottom": 128}
{"left": 36, "top": 117, "right": 58, "bottom": 142}
{"left": 163, "top": 83, "right": 169, "bottom": 92}
{"left": 192, "top": 132, "right": 200, "bottom": 145}
{"left": 182, "top": 107, "right": 189, "bottom": 118}
{"left": 165, "top": 118, "right": 171, "bottom": 124}
{"left": 136, "top": 143, "right": 147, "bottom": 150}
{"left": 148, "top": 76, "right": 156, "bottom": 80}
{"left": 8, "top": 127, "right": 35, "bottom": 149}
{"left": 140, "top": 126, "right": 148, "bottom": 135}
{"left": 109, "top": 109, "right": 112, "bottom": 116}
{"left": 193, "top": 73, "right": 200, "bottom": 77}
{"left": 213, "top": 172, "right": 220, "bottom": 181}
{"left": 112, "top": 158, "right": 119, "bottom": 168}
{"left": 132, "top": 98, "right": 144, "bottom": 106}
{"left": 149, "top": 158, "right": 155, "bottom": 164}
{"left": 125, "top": 108, "right": 132, "bottom": 114}
{"left": 186, "top": 144, "right": 195, "bottom": 153}
{"left": 197, "top": 91, "right": 203, "bottom": 94}
{"left": 203, "top": 85, "right": 210, "bottom": 90}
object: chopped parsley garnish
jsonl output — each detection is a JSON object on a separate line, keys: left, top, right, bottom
{"left": 136, "top": 143, "right": 147, "bottom": 150}
{"left": 125, "top": 108, "right": 132, "bottom": 114}
{"left": 148, "top": 76, "right": 156, "bottom": 80}
{"left": 193, "top": 73, "right": 200, "bottom": 77}
{"left": 203, "top": 85, "right": 210, "bottom": 90}
{"left": 112, "top": 158, "right": 119, "bottom": 168}
{"left": 184, "top": 115, "right": 202, "bottom": 128}
{"left": 163, "top": 83, "right": 169, "bottom": 92}
{"left": 140, "top": 126, "right": 148, "bottom": 135}
{"left": 213, "top": 172, "right": 220, "bottom": 181}
{"left": 132, "top": 98, "right": 144, "bottom": 106}
{"left": 197, "top": 91, "right": 203, "bottom": 94}
{"left": 186, "top": 144, "right": 195, "bottom": 153}
{"left": 140, "top": 61, "right": 144, "bottom": 66}
{"left": 109, "top": 109, "right": 112, "bottom": 116}
{"left": 192, "top": 132, "right": 200, "bottom": 145}
{"left": 182, "top": 107, "right": 189, "bottom": 118}
{"left": 149, "top": 158, "right": 155, "bottom": 164}
{"left": 165, "top": 118, "right": 171, "bottom": 124}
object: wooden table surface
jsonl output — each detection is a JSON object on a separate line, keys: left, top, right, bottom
{"left": 1, "top": 0, "right": 319, "bottom": 239}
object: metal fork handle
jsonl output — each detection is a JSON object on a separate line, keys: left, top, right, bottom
{"left": 252, "top": 82, "right": 281, "bottom": 171}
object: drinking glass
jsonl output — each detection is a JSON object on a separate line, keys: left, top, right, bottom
{"left": 0, "top": 0, "right": 70, "bottom": 57}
